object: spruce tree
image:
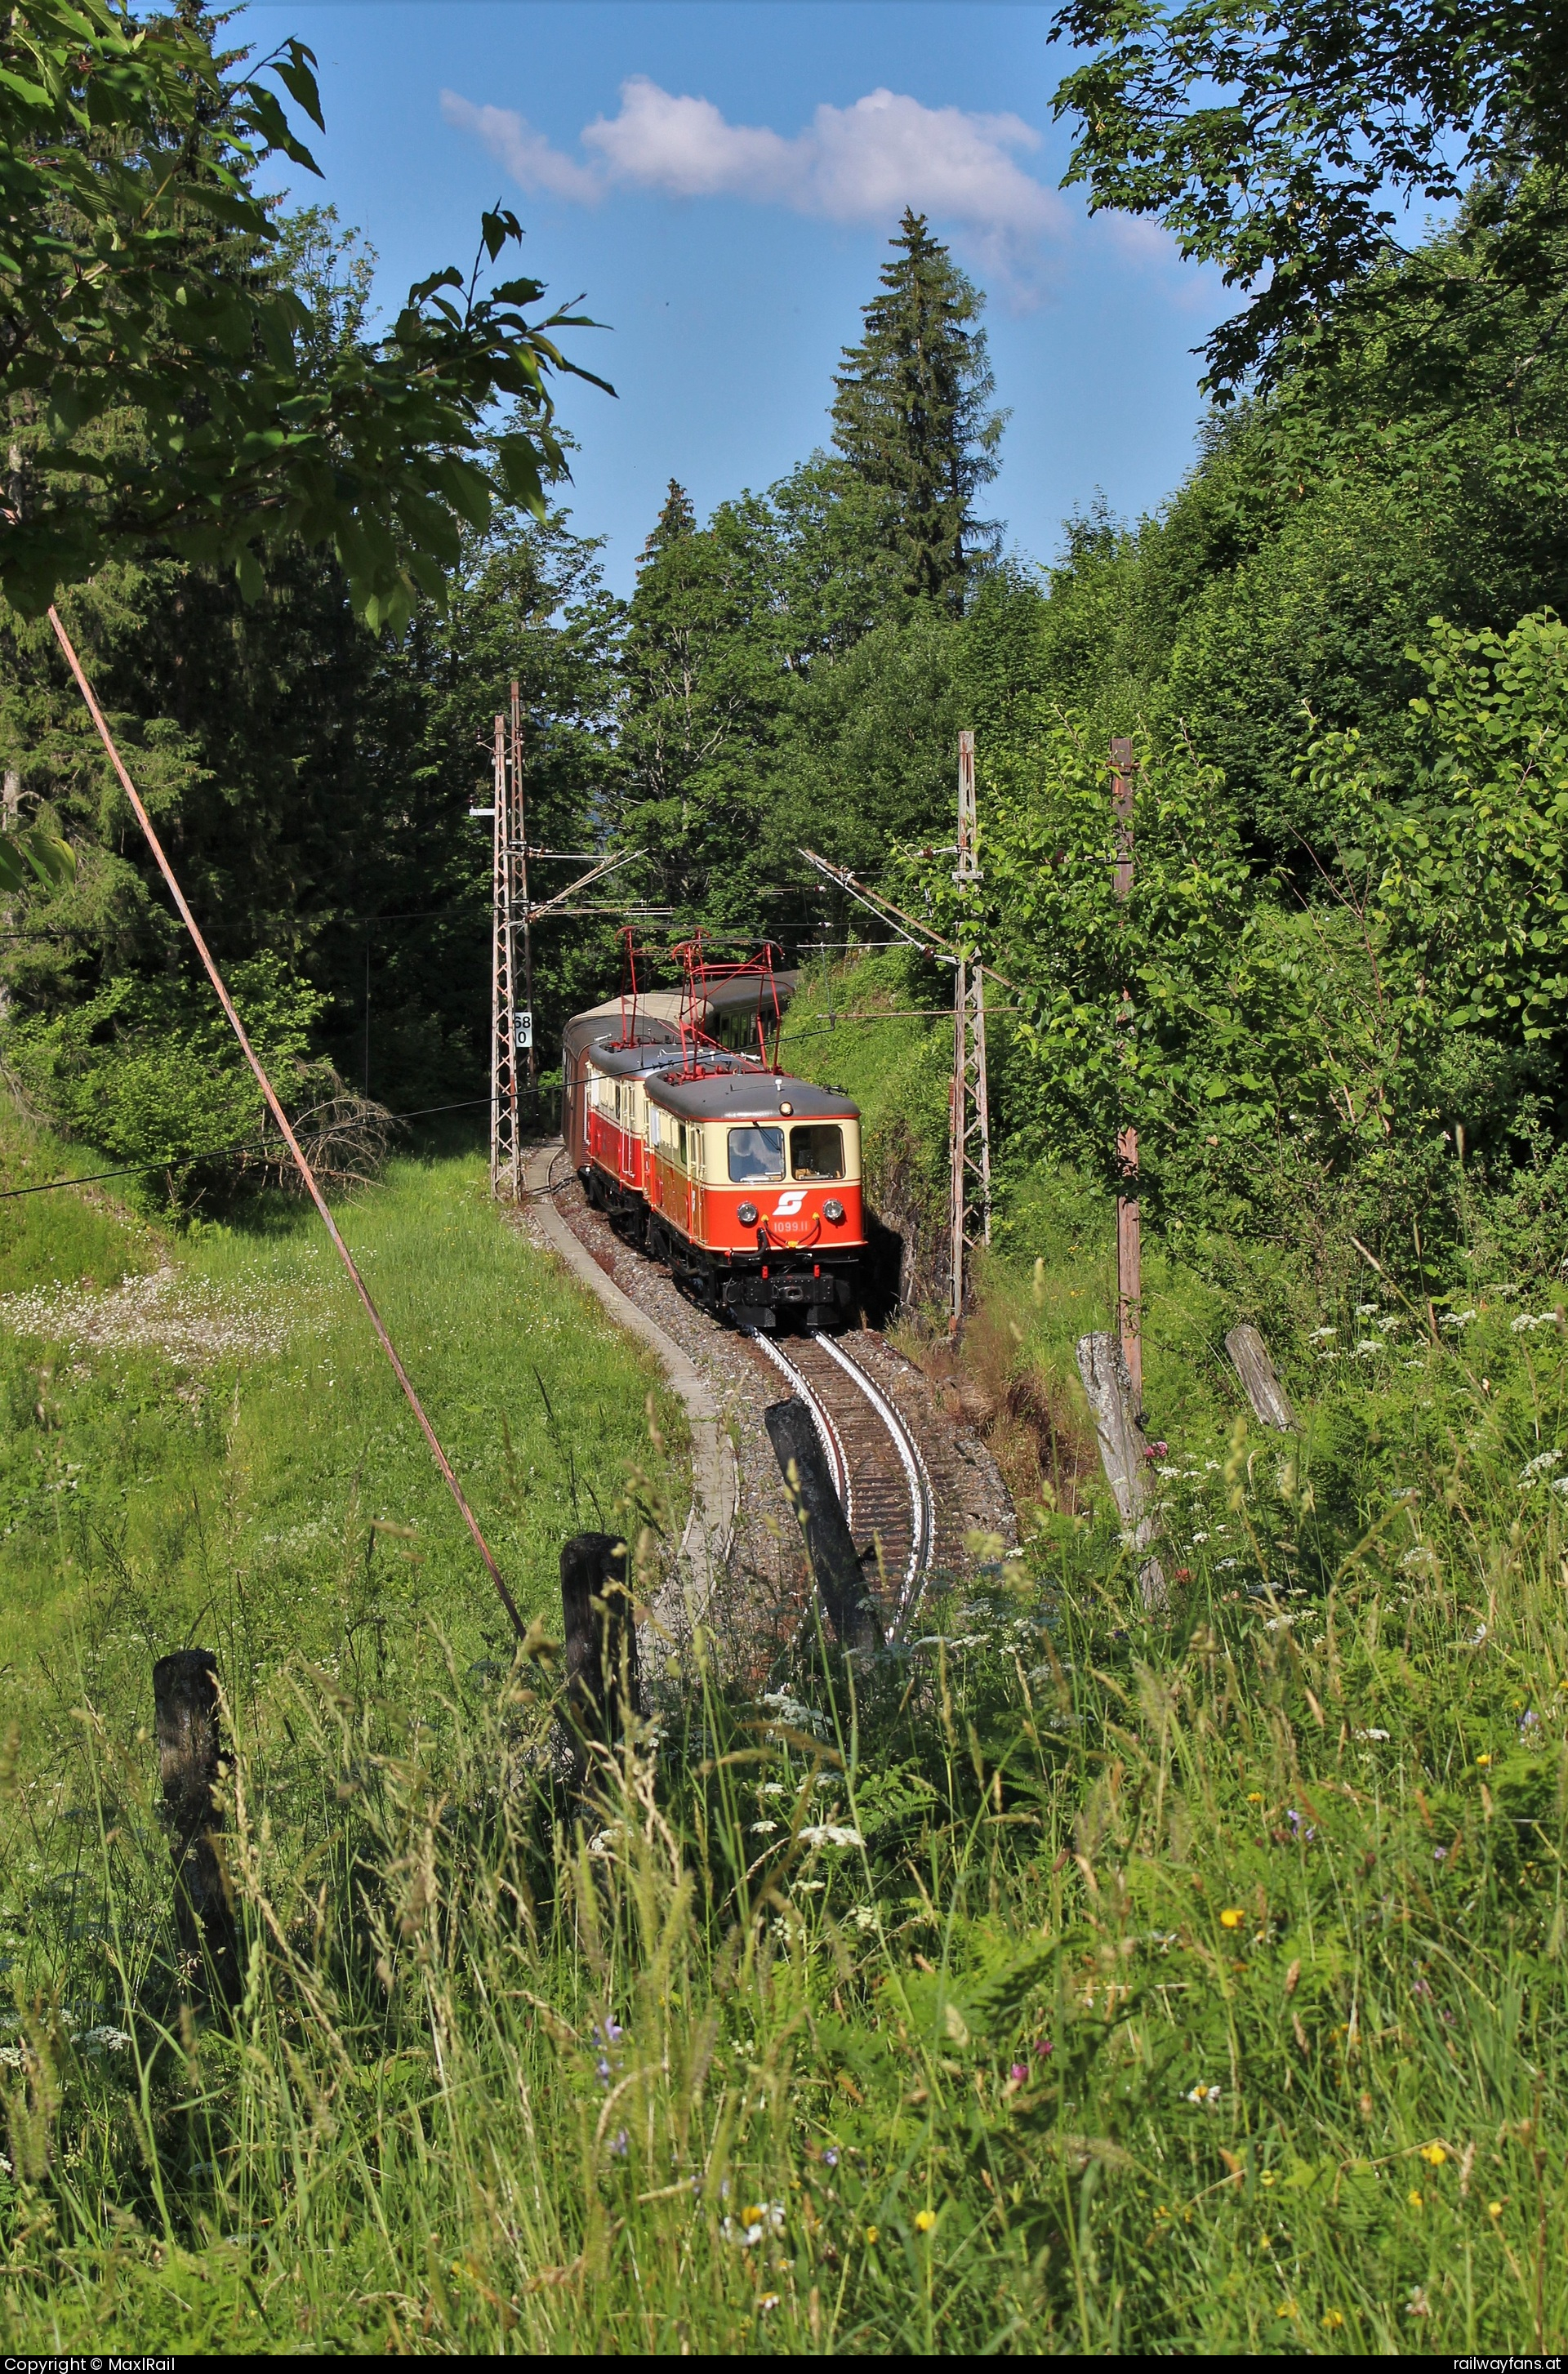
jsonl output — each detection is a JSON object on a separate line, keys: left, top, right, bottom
{"left": 831, "top": 212, "right": 1005, "bottom": 615}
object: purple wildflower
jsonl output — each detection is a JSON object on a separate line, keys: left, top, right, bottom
{"left": 1009, "top": 2062, "right": 1028, "bottom": 2083}
{"left": 610, "top": 2128, "right": 629, "bottom": 2158}
{"left": 824, "top": 2148, "right": 840, "bottom": 2167}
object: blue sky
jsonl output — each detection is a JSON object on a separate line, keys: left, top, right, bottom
{"left": 244, "top": 1, "right": 1228, "bottom": 595}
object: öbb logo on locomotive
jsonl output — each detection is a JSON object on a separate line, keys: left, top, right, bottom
{"left": 561, "top": 970, "right": 866, "bottom": 1334}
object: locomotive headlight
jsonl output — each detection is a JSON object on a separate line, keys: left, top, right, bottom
{"left": 737, "top": 1200, "right": 759, "bottom": 1226}
{"left": 824, "top": 1198, "right": 845, "bottom": 1223}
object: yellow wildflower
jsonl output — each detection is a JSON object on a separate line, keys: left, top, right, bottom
{"left": 1419, "top": 2143, "right": 1447, "bottom": 2167}
{"left": 865, "top": 2225, "right": 879, "bottom": 2247}
{"left": 1407, "top": 2189, "right": 1424, "bottom": 2209}
{"left": 1219, "top": 1908, "right": 1245, "bottom": 1929}
{"left": 1276, "top": 2300, "right": 1298, "bottom": 2320}
{"left": 914, "top": 2209, "right": 937, "bottom": 2234}
{"left": 1476, "top": 1753, "right": 1492, "bottom": 1767}
{"left": 1488, "top": 2201, "right": 1503, "bottom": 2218}
{"left": 1322, "top": 2309, "right": 1345, "bottom": 2331}
{"left": 1246, "top": 1792, "right": 1263, "bottom": 1804}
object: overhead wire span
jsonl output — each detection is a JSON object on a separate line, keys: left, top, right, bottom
{"left": 47, "top": 607, "right": 529, "bottom": 1646}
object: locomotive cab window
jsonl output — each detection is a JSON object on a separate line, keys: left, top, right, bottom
{"left": 728, "top": 1125, "right": 786, "bottom": 1183}
{"left": 790, "top": 1124, "right": 844, "bottom": 1180}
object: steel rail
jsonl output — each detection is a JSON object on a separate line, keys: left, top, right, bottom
{"left": 750, "top": 1330, "right": 935, "bottom": 1637}
{"left": 809, "top": 1334, "right": 935, "bottom": 1629}
{"left": 741, "top": 1325, "right": 853, "bottom": 1526}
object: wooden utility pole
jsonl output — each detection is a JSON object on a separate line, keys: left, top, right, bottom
{"left": 510, "top": 679, "right": 537, "bottom": 1096}
{"left": 1111, "top": 736, "right": 1142, "bottom": 1406}
{"left": 949, "top": 728, "right": 992, "bottom": 1330}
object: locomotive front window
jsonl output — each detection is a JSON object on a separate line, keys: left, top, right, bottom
{"left": 728, "top": 1125, "right": 785, "bottom": 1183}
{"left": 790, "top": 1124, "right": 844, "bottom": 1180}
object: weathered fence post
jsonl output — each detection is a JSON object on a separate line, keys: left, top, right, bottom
{"left": 560, "top": 1532, "right": 642, "bottom": 1784}
{"left": 1224, "top": 1324, "right": 1294, "bottom": 1430}
{"left": 152, "top": 1648, "right": 239, "bottom": 2002}
{"left": 764, "top": 1397, "right": 880, "bottom": 1650}
{"left": 1075, "top": 1333, "right": 1167, "bottom": 1612}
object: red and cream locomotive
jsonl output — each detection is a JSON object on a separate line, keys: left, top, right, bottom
{"left": 562, "top": 940, "right": 866, "bottom": 1331}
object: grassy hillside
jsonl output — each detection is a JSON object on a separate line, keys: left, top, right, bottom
{"left": 0, "top": 1107, "right": 687, "bottom": 1771}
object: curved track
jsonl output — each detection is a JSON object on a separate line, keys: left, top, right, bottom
{"left": 742, "top": 1325, "right": 936, "bottom": 1637}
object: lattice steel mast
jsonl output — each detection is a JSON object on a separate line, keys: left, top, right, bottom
{"left": 489, "top": 712, "right": 522, "bottom": 1200}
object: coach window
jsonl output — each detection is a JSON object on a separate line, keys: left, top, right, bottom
{"left": 790, "top": 1124, "right": 844, "bottom": 1179}
{"left": 728, "top": 1125, "right": 786, "bottom": 1183}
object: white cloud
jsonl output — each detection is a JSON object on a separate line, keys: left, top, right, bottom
{"left": 443, "top": 76, "right": 1067, "bottom": 297}
{"left": 440, "top": 91, "right": 601, "bottom": 206}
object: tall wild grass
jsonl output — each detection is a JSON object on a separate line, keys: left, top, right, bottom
{"left": 2, "top": 1306, "right": 1565, "bottom": 2352}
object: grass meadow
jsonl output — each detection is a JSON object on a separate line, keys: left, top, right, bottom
{"left": 0, "top": 1079, "right": 1565, "bottom": 2353}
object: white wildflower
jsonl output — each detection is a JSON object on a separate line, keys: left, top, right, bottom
{"left": 1216, "top": 1557, "right": 1239, "bottom": 1570}
{"left": 799, "top": 1824, "right": 862, "bottom": 1850}
{"left": 1401, "top": 1547, "right": 1436, "bottom": 1570}
{"left": 1184, "top": 2083, "right": 1222, "bottom": 2107}
{"left": 750, "top": 1822, "right": 780, "bottom": 1837}
{"left": 1157, "top": 1464, "right": 1182, "bottom": 1478}
{"left": 722, "top": 2201, "right": 785, "bottom": 2246}
{"left": 1355, "top": 1338, "right": 1384, "bottom": 1356}
{"left": 760, "top": 1690, "right": 829, "bottom": 1738}
{"left": 1441, "top": 1310, "right": 1477, "bottom": 1331}
{"left": 1192, "top": 1530, "right": 1209, "bottom": 1543}
{"left": 1521, "top": 1450, "right": 1561, "bottom": 1478}
{"left": 1309, "top": 1326, "right": 1337, "bottom": 1341}
{"left": 1377, "top": 1313, "right": 1402, "bottom": 1331}
{"left": 1552, "top": 1477, "right": 1568, "bottom": 1498}
{"left": 80, "top": 2025, "right": 131, "bottom": 2052}
{"left": 1354, "top": 1728, "right": 1391, "bottom": 1742}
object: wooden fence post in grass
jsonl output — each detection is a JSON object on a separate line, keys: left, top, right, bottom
{"left": 1076, "top": 1333, "right": 1167, "bottom": 1612}
{"left": 152, "top": 1649, "right": 239, "bottom": 2003}
{"left": 1224, "top": 1324, "right": 1294, "bottom": 1430}
{"left": 560, "top": 1533, "right": 642, "bottom": 1783}
{"left": 764, "top": 1397, "right": 880, "bottom": 1650}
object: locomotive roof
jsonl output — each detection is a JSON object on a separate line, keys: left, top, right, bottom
{"left": 647, "top": 1069, "right": 858, "bottom": 1122}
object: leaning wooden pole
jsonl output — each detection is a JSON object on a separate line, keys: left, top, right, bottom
{"left": 49, "top": 608, "right": 528, "bottom": 1644}
{"left": 1110, "top": 737, "right": 1142, "bottom": 1408}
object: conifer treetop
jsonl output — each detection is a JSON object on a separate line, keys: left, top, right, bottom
{"left": 831, "top": 209, "right": 1006, "bottom": 617}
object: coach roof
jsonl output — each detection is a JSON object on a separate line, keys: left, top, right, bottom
{"left": 647, "top": 1070, "right": 857, "bottom": 1123}
{"left": 589, "top": 1040, "right": 755, "bottom": 1082}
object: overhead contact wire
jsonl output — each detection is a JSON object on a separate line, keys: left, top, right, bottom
{"left": 47, "top": 607, "right": 528, "bottom": 1645}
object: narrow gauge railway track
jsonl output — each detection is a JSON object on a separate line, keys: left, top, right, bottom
{"left": 742, "top": 1326, "right": 936, "bottom": 1637}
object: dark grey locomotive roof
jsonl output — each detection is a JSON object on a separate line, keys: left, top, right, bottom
{"left": 590, "top": 1039, "right": 739, "bottom": 1081}
{"left": 647, "top": 1069, "right": 858, "bottom": 1123}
